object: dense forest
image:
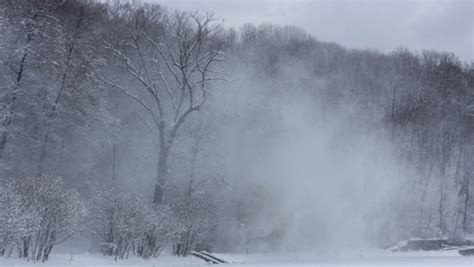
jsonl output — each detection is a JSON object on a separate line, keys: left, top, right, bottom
{"left": 0, "top": 0, "right": 473, "bottom": 262}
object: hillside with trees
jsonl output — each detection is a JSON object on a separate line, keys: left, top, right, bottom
{"left": 0, "top": 0, "right": 473, "bottom": 262}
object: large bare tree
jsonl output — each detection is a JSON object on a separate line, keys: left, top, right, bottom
{"left": 102, "top": 5, "right": 227, "bottom": 204}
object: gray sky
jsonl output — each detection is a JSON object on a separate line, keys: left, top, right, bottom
{"left": 147, "top": 0, "right": 473, "bottom": 62}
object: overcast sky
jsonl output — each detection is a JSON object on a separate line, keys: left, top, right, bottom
{"left": 147, "top": 0, "right": 473, "bottom": 62}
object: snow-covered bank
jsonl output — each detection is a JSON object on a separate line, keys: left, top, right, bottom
{"left": 1, "top": 250, "right": 473, "bottom": 266}
{"left": 216, "top": 250, "right": 474, "bottom": 266}
{"left": 0, "top": 253, "right": 204, "bottom": 267}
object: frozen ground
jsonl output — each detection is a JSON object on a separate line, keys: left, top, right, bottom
{"left": 0, "top": 250, "right": 473, "bottom": 266}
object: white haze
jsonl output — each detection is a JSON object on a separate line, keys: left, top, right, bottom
{"left": 210, "top": 64, "right": 414, "bottom": 252}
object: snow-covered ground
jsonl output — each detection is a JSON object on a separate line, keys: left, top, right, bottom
{"left": 1, "top": 250, "right": 473, "bottom": 267}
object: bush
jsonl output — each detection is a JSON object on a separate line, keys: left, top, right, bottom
{"left": 0, "top": 176, "right": 86, "bottom": 262}
{"left": 171, "top": 192, "right": 217, "bottom": 256}
{"left": 91, "top": 184, "right": 178, "bottom": 260}
{"left": 0, "top": 183, "right": 39, "bottom": 256}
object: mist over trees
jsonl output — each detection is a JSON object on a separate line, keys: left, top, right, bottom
{"left": 0, "top": 0, "right": 473, "bottom": 262}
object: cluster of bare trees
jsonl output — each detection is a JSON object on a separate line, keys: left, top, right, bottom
{"left": 0, "top": 0, "right": 226, "bottom": 261}
{"left": 386, "top": 52, "right": 474, "bottom": 241}
{"left": 0, "top": 0, "right": 109, "bottom": 180}
{"left": 0, "top": 0, "right": 473, "bottom": 261}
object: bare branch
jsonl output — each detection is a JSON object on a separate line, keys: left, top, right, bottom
{"left": 99, "top": 74, "right": 161, "bottom": 129}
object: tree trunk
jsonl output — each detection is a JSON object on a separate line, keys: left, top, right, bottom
{"left": 153, "top": 144, "right": 170, "bottom": 205}
{"left": 0, "top": 48, "right": 28, "bottom": 159}
{"left": 36, "top": 34, "right": 76, "bottom": 177}
{"left": 112, "top": 142, "right": 117, "bottom": 181}
{"left": 462, "top": 174, "right": 470, "bottom": 231}
{"left": 0, "top": 10, "right": 37, "bottom": 159}
{"left": 438, "top": 158, "right": 449, "bottom": 234}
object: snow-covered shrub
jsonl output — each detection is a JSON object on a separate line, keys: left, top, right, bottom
{"left": 135, "top": 204, "right": 181, "bottom": 259}
{"left": 0, "top": 183, "right": 39, "bottom": 256}
{"left": 12, "top": 175, "right": 86, "bottom": 262}
{"left": 171, "top": 192, "right": 217, "bottom": 256}
{"left": 91, "top": 184, "right": 177, "bottom": 260}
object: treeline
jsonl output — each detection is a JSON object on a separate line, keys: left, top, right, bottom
{"left": 0, "top": 0, "right": 473, "bottom": 262}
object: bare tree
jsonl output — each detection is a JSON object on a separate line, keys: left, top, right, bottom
{"left": 101, "top": 5, "right": 227, "bottom": 204}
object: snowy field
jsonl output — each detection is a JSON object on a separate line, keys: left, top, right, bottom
{"left": 1, "top": 250, "right": 473, "bottom": 267}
